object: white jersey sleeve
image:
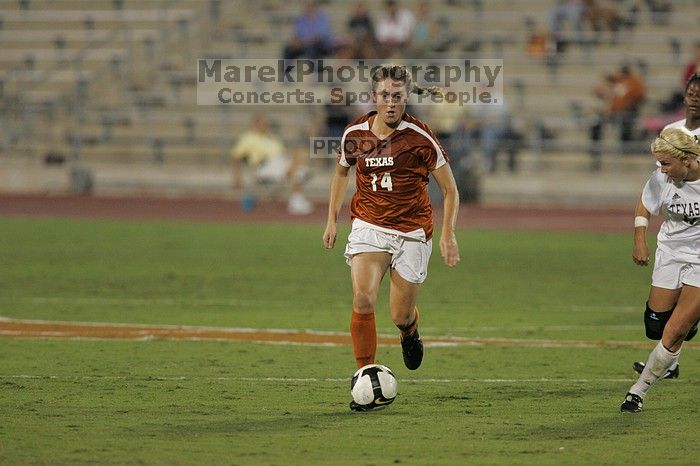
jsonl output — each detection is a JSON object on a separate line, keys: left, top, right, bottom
{"left": 641, "top": 169, "right": 666, "bottom": 216}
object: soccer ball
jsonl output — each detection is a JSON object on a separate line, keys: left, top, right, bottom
{"left": 350, "top": 364, "right": 398, "bottom": 408}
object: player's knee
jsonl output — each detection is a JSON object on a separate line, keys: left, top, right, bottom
{"left": 662, "top": 320, "right": 688, "bottom": 348}
{"left": 353, "top": 291, "right": 376, "bottom": 314}
{"left": 644, "top": 301, "right": 674, "bottom": 340}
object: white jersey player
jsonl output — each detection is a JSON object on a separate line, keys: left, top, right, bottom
{"left": 629, "top": 76, "right": 700, "bottom": 381}
{"left": 621, "top": 126, "right": 700, "bottom": 413}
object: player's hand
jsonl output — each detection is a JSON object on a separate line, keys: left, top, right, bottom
{"left": 633, "top": 241, "right": 649, "bottom": 266}
{"left": 323, "top": 223, "right": 337, "bottom": 249}
{"left": 439, "top": 231, "right": 460, "bottom": 267}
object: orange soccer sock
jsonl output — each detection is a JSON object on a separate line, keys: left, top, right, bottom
{"left": 398, "top": 307, "right": 420, "bottom": 339}
{"left": 350, "top": 311, "right": 377, "bottom": 368}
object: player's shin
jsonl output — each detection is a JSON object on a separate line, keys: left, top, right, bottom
{"left": 351, "top": 311, "right": 376, "bottom": 368}
{"left": 629, "top": 341, "right": 681, "bottom": 398}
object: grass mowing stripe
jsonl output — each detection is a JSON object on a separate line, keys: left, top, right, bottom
{"left": 0, "top": 374, "right": 649, "bottom": 383}
{"left": 0, "top": 297, "right": 641, "bottom": 313}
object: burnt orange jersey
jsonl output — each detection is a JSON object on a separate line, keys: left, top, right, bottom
{"left": 338, "top": 111, "right": 449, "bottom": 239}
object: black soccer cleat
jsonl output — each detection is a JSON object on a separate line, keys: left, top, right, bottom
{"left": 633, "top": 361, "right": 679, "bottom": 379}
{"left": 401, "top": 329, "right": 424, "bottom": 370}
{"left": 349, "top": 400, "right": 387, "bottom": 412}
{"left": 620, "top": 392, "right": 643, "bottom": 413}
{"left": 350, "top": 400, "right": 370, "bottom": 412}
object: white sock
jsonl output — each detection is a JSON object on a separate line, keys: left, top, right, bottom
{"left": 629, "top": 342, "right": 680, "bottom": 398}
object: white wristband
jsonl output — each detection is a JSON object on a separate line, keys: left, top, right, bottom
{"left": 634, "top": 216, "right": 649, "bottom": 228}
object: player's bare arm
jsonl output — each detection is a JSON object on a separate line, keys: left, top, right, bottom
{"left": 633, "top": 196, "right": 651, "bottom": 266}
{"left": 432, "top": 164, "right": 460, "bottom": 267}
{"left": 323, "top": 163, "right": 351, "bottom": 249}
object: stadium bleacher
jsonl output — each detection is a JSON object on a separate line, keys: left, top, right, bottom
{"left": 1, "top": 0, "right": 699, "bottom": 205}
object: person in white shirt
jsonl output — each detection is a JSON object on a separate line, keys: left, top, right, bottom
{"left": 374, "top": 0, "right": 415, "bottom": 57}
{"left": 620, "top": 126, "right": 700, "bottom": 413}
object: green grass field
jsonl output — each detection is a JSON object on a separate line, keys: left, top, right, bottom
{"left": 0, "top": 217, "right": 698, "bottom": 465}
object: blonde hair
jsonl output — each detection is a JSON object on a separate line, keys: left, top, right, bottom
{"left": 651, "top": 127, "right": 700, "bottom": 160}
{"left": 370, "top": 64, "right": 443, "bottom": 98}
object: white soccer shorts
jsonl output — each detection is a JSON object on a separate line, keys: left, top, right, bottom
{"left": 344, "top": 223, "right": 432, "bottom": 284}
{"left": 651, "top": 248, "right": 700, "bottom": 289}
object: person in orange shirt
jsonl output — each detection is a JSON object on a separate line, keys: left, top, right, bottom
{"left": 322, "top": 64, "right": 460, "bottom": 411}
{"left": 608, "top": 65, "right": 646, "bottom": 115}
{"left": 589, "top": 64, "right": 646, "bottom": 170}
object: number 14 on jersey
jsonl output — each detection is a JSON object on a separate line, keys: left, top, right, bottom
{"left": 370, "top": 173, "right": 393, "bottom": 192}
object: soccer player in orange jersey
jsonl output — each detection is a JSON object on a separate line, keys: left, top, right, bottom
{"left": 322, "top": 64, "right": 460, "bottom": 411}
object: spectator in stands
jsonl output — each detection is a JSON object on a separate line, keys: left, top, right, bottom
{"left": 582, "top": 0, "right": 622, "bottom": 43}
{"left": 548, "top": 0, "right": 584, "bottom": 49}
{"left": 593, "top": 72, "right": 617, "bottom": 105}
{"left": 476, "top": 86, "right": 511, "bottom": 173}
{"left": 681, "top": 42, "right": 700, "bottom": 93}
{"left": 324, "top": 101, "right": 356, "bottom": 141}
{"left": 283, "top": 0, "right": 334, "bottom": 62}
{"left": 348, "top": 1, "right": 374, "bottom": 41}
{"left": 589, "top": 64, "right": 646, "bottom": 170}
{"left": 409, "top": 1, "right": 433, "bottom": 58}
{"left": 231, "top": 114, "right": 313, "bottom": 215}
{"left": 588, "top": 73, "right": 616, "bottom": 170}
{"left": 444, "top": 87, "right": 521, "bottom": 175}
{"left": 644, "top": 0, "right": 672, "bottom": 25}
{"left": 448, "top": 113, "right": 479, "bottom": 201}
{"left": 337, "top": 1, "right": 378, "bottom": 59}
{"left": 374, "top": 0, "right": 415, "bottom": 58}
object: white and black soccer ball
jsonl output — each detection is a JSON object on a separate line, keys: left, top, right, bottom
{"left": 350, "top": 364, "right": 398, "bottom": 408}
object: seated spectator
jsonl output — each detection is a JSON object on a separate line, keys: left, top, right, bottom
{"left": 283, "top": 0, "right": 334, "bottom": 62}
{"left": 645, "top": 0, "right": 672, "bottom": 25}
{"left": 589, "top": 64, "right": 646, "bottom": 169}
{"left": 374, "top": 0, "right": 415, "bottom": 58}
{"left": 409, "top": 1, "right": 433, "bottom": 58}
{"left": 610, "top": 64, "right": 646, "bottom": 131}
{"left": 582, "top": 0, "right": 623, "bottom": 43}
{"left": 445, "top": 88, "right": 521, "bottom": 175}
{"left": 476, "top": 89, "right": 516, "bottom": 173}
{"left": 337, "top": 1, "right": 378, "bottom": 59}
{"left": 231, "top": 114, "right": 313, "bottom": 215}
{"left": 548, "top": 0, "right": 584, "bottom": 49}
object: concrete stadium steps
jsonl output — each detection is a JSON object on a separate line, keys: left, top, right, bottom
{"left": 480, "top": 152, "right": 652, "bottom": 207}
{"left": 480, "top": 169, "right": 645, "bottom": 207}
{"left": 0, "top": 149, "right": 655, "bottom": 207}
{"left": 0, "top": 47, "right": 128, "bottom": 65}
{"left": 0, "top": 7, "right": 196, "bottom": 23}
{"left": 2, "top": 70, "right": 95, "bottom": 95}
{"left": 0, "top": 28, "right": 160, "bottom": 48}
{"left": 79, "top": 144, "right": 226, "bottom": 164}
{"left": 1, "top": 0, "right": 697, "bottom": 204}
{"left": 0, "top": 0, "right": 177, "bottom": 10}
